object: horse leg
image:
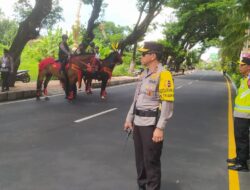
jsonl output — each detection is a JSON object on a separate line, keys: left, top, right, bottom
{"left": 85, "top": 73, "right": 93, "bottom": 94}
{"left": 63, "top": 75, "right": 70, "bottom": 99}
{"left": 73, "top": 83, "right": 77, "bottom": 99}
{"left": 86, "top": 79, "right": 93, "bottom": 94}
{"left": 100, "top": 76, "right": 108, "bottom": 99}
{"left": 67, "top": 76, "right": 77, "bottom": 101}
{"left": 36, "top": 73, "right": 44, "bottom": 100}
{"left": 43, "top": 74, "right": 52, "bottom": 100}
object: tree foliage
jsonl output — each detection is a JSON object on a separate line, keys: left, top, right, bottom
{"left": 13, "top": 0, "right": 63, "bottom": 30}
{"left": 219, "top": 0, "right": 250, "bottom": 62}
{"left": 162, "top": 0, "right": 228, "bottom": 69}
{"left": 0, "top": 13, "right": 18, "bottom": 46}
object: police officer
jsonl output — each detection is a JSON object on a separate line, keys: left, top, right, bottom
{"left": 227, "top": 57, "right": 250, "bottom": 172}
{"left": 124, "top": 41, "right": 174, "bottom": 190}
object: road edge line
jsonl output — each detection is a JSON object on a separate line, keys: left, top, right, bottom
{"left": 225, "top": 77, "right": 240, "bottom": 190}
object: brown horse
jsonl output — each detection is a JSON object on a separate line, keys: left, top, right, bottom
{"left": 36, "top": 55, "right": 94, "bottom": 100}
{"left": 83, "top": 51, "right": 123, "bottom": 99}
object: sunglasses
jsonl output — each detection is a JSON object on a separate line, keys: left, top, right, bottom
{"left": 141, "top": 51, "right": 155, "bottom": 57}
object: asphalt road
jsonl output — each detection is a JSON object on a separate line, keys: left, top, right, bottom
{"left": 0, "top": 70, "right": 249, "bottom": 190}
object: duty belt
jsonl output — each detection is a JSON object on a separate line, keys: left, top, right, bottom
{"left": 135, "top": 109, "right": 158, "bottom": 117}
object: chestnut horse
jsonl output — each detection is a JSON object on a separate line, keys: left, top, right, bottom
{"left": 83, "top": 51, "right": 123, "bottom": 99}
{"left": 36, "top": 55, "right": 94, "bottom": 100}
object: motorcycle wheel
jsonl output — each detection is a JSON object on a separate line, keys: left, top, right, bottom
{"left": 22, "top": 74, "right": 31, "bottom": 83}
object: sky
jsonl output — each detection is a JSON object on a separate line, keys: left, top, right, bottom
{"left": 0, "top": 0, "right": 171, "bottom": 40}
{"left": 0, "top": 0, "right": 218, "bottom": 60}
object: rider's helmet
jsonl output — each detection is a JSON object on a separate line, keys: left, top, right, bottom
{"left": 62, "top": 34, "right": 68, "bottom": 40}
{"left": 89, "top": 41, "right": 95, "bottom": 48}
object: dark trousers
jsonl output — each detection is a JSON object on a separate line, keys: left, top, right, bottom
{"left": 133, "top": 125, "right": 163, "bottom": 190}
{"left": 59, "top": 58, "right": 67, "bottom": 73}
{"left": 234, "top": 117, "right": 250, "bottom": 165}
{"left": 1, "top": 71, "right": 10, "bottom": 91}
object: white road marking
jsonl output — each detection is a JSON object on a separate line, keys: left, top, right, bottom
{"left": 74, "top": 108, "right": 118, "bottom": 123}
{"left": 188, "top": 82, "right": 193, "bottom": 85}
{"left": 176, "top": 85, "right": 183, "bottom": 89}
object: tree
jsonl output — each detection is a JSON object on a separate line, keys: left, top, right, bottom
{"left": 162, "top": 0, "right": 228, "bottom": 70}
{"left": 119, "top": 0, "right": 168, "bottom": 51}
{"left": 0, "top": 18, "right": 18, "bottom": 47}
{"left": 9, "top": 0, "right": 53, "bottom": 85}
{"left": 117, "top": 0, "right": 168, "bottom": 72}
{"left": 219, "top": 0, "right": 250, "bottom": 62}
{"left": 13, "top": 0, "right": 63, "bottom": 30}
{"left": 81, "top": 0, "right": 105, "bottom": 52}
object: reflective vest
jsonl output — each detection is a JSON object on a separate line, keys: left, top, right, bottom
{"left": 234, "top": 76, "right": 250, "bottom": 113}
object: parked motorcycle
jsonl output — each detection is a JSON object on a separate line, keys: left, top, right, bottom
{"left": 16, "top": 70, "right": 31, "bottom": 83}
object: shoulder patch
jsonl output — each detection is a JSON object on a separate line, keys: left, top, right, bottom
{"left": 159, "top": 70, "right": 174, "bottom": 101}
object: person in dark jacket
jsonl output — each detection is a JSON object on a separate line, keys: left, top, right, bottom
{"left": 0, "top": 49, "right": 14, "bottom": 92}
{"left": 58, "top": 34, "right": 71, "bottom": 74}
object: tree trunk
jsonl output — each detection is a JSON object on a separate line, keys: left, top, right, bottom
{"left": 119, "top": 0, "right": 164, "bottom": 52}
{"left": 129, "top": 42, "right": 138, "bottom": 73}
{"left": 9, "top": 0, "right": 52, "bottom": 86}
{"left": 81, "top": 0, "right": 103, "bottom": 52}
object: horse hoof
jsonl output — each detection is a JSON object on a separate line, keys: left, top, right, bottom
{"left": 68, "top": 99, "right": 73, "bottom": 103}
{"left": 44, "top": 97, "right": 49, "bottom": 101}
{"left": 86, "top": 90, "right": 93, "bottom": 95}
{"left": 36, "top": 97, "right": 41, "bottom": 101}
{"left": 101, "top": 96, "right": 106, "bottom": 99}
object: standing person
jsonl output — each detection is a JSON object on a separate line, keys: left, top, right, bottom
{"left": 94, "top": 46, "right": 100, "bottom": 59}
{"left": 123, "top": 41, "right": 174, "bottom": 190}
{"left": 58, "top": 34, "right": 71, "bottom": 74}
{"left": 227, "top": 57, "right": 250, "bottom": 172}
{"left": 86, "top": 41, "right": 96, "bottom": 54}
{"left": 0, "top": 49, "right": 14, "bottom": 92}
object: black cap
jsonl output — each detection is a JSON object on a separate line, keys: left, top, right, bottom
{"left": 240, "top": 57, "right": 250, "bottom": 65}
{"left": 138, "top": 41, "right": 163, "bottom": 53}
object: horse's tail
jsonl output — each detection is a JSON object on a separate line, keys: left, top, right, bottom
{"left": 36, "top": 57, "right": 57, "bottom": 98}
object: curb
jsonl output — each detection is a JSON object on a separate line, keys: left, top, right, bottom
{"left": 0, "top": 77, "right": 139, "bottom": 102}
{"left": 0, "top": 71, "right": 192, "bottom": 102}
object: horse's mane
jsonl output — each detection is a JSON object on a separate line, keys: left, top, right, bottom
{"left": 100, "top": 51, "right": 116, "bottom": 62}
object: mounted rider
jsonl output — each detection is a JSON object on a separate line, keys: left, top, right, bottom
{"left": 86, "top": 41, "right": 101, "bottom": 73}
{"left": 58, "top": 34, "right": 71, "bottom": 74}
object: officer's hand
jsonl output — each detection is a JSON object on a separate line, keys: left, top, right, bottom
{"left": 152, "top": 128, "right": 164, "bottom": 143}
{"left": 123, "top": 121, "right": 133, "bottom": 132}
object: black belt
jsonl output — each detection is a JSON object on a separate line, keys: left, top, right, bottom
{"left": 135, "top": 109, "right": 158, "bottom": 117}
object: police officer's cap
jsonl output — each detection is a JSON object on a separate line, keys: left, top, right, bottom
{"left": 138, "top": 41, "right": 163, "bottom": 54}
{"left": 240, "top": 57, "right": 250, "bottom": 65}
